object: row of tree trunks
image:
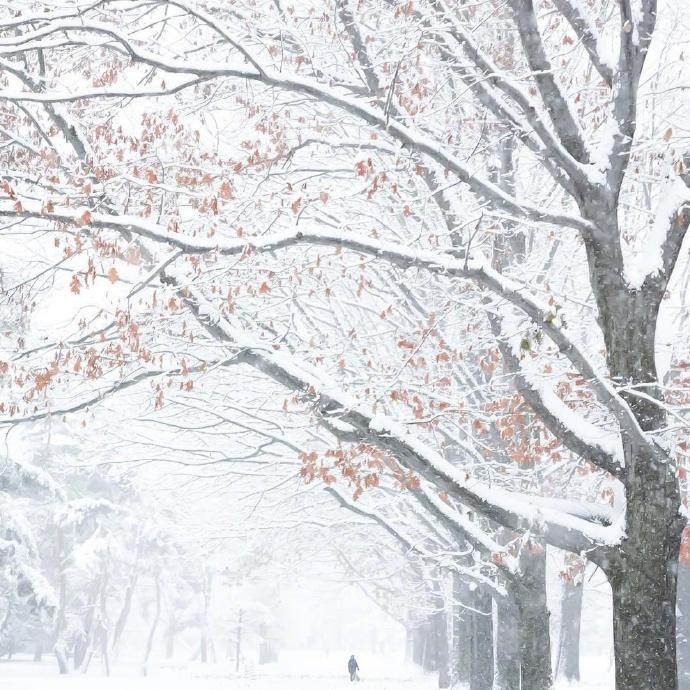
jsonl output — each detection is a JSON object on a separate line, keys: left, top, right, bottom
{"left": 413, "top": 543, "right": 587, "bottom": 690}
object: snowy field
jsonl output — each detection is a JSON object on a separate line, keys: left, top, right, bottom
{"left": 0, "top": 651, "right": 613, "bottom": 689}
{"left": 0, "top": 653, "right": 433, "bottom": 690}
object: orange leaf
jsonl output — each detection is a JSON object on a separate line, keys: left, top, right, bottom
{"left": 70, "top": 274, "right": 81, "bottom": 294}
{"left": 106, "top": 267, "right": 119, "bottom": 283}
{"left": 259, "top": 281, "right": 271, "bottom": 294}
{"left": 291, "top": 197, "right": 302, "bottom": 214}
{"left": 77, "top": 209, "right": 92, "bottom": 226}
{"left": 219, "top": 180, "right": 234, "bottom": 200}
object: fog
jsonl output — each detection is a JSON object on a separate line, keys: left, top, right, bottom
{"left": 2, "top": 1, "right": 690, "bottom": 689}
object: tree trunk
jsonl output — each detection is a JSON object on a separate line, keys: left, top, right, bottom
{"left": 74, "top": 576, "right": 100, "bottom": 671}
{"left": 235, "top": 608, "right": 243, "bottom": 672}
{"left": 608, "top": 503, "right": 683, "bottom": 690}
{"left": 421, "top": 618, "right": 435, "bottom": 673}
{"left": 405, "top": 622, "right": 414, "bottom": 663}
{"left": 53, "top": 527, "right": 69, "bottom": 675}
{"left": 433, "top": 606, "right": 451, "bottom": 689}
{"left": 111, "top": 569, "right": 138, "bottom": 653}
{"left": 141, "top": 571, "right": 161, "bottom": 676}
{"left": 678, "top": 562, "right": 690, "bottom": 690}
{"left": 495, "top": 600, "right": 520, "bottom": 690}
{"left": 412, "top": 622, "right": 424, "bottom": 666}
{"left": 555, "top": 573, "right": 584, "bottom": 683}
{"left": 469, "top": 588, "right": 493, "bottom": 690}
{"left": 166, "top": 627, "right": 176, "bottom": 659}
{"left": 452, "top": 574, "right": 471, "bottom": 686}
{"left": 515, "top": 541, "right": 552, "bottom": 690}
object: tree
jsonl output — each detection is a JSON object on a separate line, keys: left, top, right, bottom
{"left": 1, "top": 1, "right": 689, "bottom": 688}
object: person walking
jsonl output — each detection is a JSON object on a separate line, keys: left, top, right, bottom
{"left": 348, "top": 654, "right": 360, "bottom": 681}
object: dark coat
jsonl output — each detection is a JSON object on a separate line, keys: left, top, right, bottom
{"left": 348, "top": 657, "right": 359, "bottom": 673}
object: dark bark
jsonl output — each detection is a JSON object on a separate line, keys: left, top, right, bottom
{"left": 606, "top": 470, "right": 684, "bottom": 690}
{"left": 495, "top": 600, "right": 520, "bottom": 690}
{"left": 678, "top": 563, "right": 690, "bottom": 690}
{"left": 579, "top": 187, "right": 686, "bottom": 690}
{"left": 515, "top": 542, "right": 552, "bottom": 690}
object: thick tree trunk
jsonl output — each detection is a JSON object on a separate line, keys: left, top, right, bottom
{"left": 608, "top": 516, "right": 683, "bottom": 690}
{"left": 515, "top": 541, "right": 552, "bottom": 690}
{"left": 495, "top": 600, "right": 520, "bottom": 690}
{"left": 604, "top": 440, "right": 684, "bottom": 690}
{"left": 555, "top": 574, "right": 583, "bottom": 682}
{"left": 469, "top": 588, "right": 493, "bottom": 690}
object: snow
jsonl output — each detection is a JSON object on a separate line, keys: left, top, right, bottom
{"left": 588, "top": 117, "right": 619, "bottom": 184}
{"left": 0, "top": 654, "right": 433, "bottom": 690}
{"left": 0, "top": 651, "right": 614, "bottom": 689}
{"left": 626, "top": 175, "right": 690, "bottom": 289}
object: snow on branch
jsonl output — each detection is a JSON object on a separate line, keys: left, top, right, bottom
{"left": 0, "top": 19, "right": 593, "bottom": 232}
{"left": 0, "top": 200, "right": 647, "bottom": 458}
{"left": 627, "top": 158, "right": 690, "bottom": 291}
{"left": 326, "top": 486, "right": 509, "bottom": 601}
{"left": 180, "top": 277, "right": 623, "bottom": 556}
{"left": 552, "top": 0, "right": 614, "bottom": 87}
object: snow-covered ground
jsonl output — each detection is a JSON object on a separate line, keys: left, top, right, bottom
{"left": 0, "top": 651, "right": 613, "bottom": 689}
{"left": 0, "top": 652, "right": 432, "bottom": 690}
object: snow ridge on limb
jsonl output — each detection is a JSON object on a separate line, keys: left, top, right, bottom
{"left": 506, "top": 0, "right": 590, "bottom": 164}
{"left": 551, "top": 0, "right": 614, "bottom": 86}
{"left": 0, "top": 200, "right": 643, "bottom": 474}
{"left": 326, "top": 485, "right": 509, "bottom": 601}
{"left": 491, "top": 314, "right": 623, "bottom": 477}
{"left": 0, "top": 19, "right": 592, "bottom": 233}
{"left": 178, "top": 276, "right": 622, "bottom": 556}
{"left": 626, "top": 152, "right": 690, "bottom": 291}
